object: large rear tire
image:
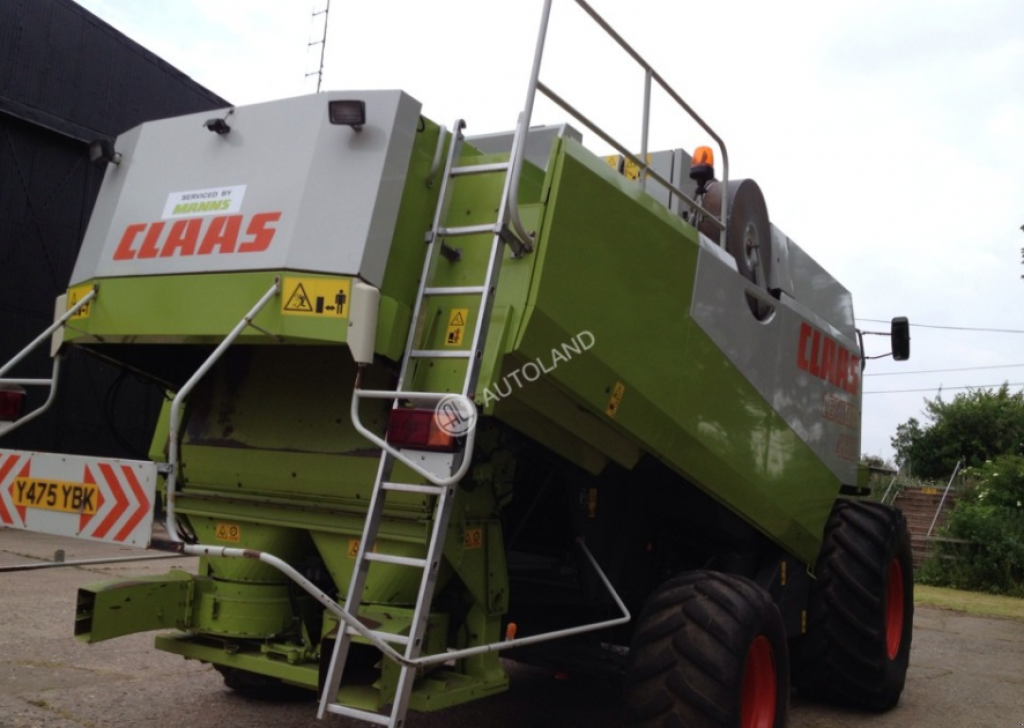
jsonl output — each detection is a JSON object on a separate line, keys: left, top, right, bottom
{"left": 790, "top": 500, "right": 913, "bottom": 710}
{"left": 626, "top": 571, "right": 789, "bottom": 728}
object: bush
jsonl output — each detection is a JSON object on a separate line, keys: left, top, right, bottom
{"left": 918, "top": 455, "right": 1024, "bottom": 596}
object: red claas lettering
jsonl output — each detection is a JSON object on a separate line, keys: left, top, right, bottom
{"left": 113, "top": 212, "right": 281, "bottom": 260}
{"left": 796, "top": 322, "right": 860, "bottom": 395}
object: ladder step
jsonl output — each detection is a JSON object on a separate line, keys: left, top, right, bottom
{"left": 324, "top": 703, "right": 391, "bottom": 726}
{"left": 383, "top": 481, "right": 446, "bottom": 496}
{"left": 347, "top": 626, "right": 411, "bottom": 647}
{"left": 423, "top": 285, "right": 486, "bottom": 296}
{"left": 450, "top": 161, "right": 510, "bottom": 177}
{"left": 438, "top": 223, "right": 499, "bottom": 237}
{"left": 364, "top": 552, "right": 428, "bottom": 568}
{"left": 410, "top": 349, "right": 473, "bottom": 359}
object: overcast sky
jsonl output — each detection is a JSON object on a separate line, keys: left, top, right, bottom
{"left": 74, "top": 0, "right": 1024, "bottom": 467}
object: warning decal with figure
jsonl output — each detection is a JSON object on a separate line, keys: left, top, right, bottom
{"left": 66, "top": 284, "right": 93, "bottom": 319}
{"left": 281, "top": 277, "right": 351, "bottom": 318}
{"left": 446, "top": 308, "right": 468, "bottom": 346}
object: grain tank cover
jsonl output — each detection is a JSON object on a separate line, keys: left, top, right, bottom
{"left": 70, "top": 91, "right": 422, "bottom": 288}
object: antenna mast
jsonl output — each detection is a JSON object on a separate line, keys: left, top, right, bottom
{"left": 306, "top": 0, "right": 331, "bottom": 93}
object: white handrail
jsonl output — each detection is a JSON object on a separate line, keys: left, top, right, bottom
{"left": 164, "top": 278, "right": 281, "bottom": 543}
{"left": 927, "top": 459, "right": 963, "bottom": 539}
{"left": 0, "top": 287, "right": 96, "bottom": 440}
{"left": 0, "top": 287, "right": 96, "bottom": 378}
{"left": 508, "top": 0, "right": 730, "bottom": 248}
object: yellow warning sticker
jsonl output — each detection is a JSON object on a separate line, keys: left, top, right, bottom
{"left": 66, "top": 284, "right": 93, "bottom": 320}
{"left": 445, "top": 308, "right": 469, "bottom": 347}
{"left": 463, "top": 527, "right": 484, "bottom": 550}
{"left": 347, "top": 539, "right": 377, "bottom": 558}
{"left": 622, "top": 154, "right": 652, "bottom": 182}
{"left": 605, "top": 381, "right": 626, "bottom": 418}
{"left": 215, "top": 522, "right": 241, "bottom": 542}
{"left": 281, "top": 277, "right": 351, "bottom": 318}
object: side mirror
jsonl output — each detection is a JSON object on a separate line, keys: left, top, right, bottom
{"left": 891, "top": 317, "right": 910, "bottom": 361}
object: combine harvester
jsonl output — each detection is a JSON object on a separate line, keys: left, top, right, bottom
{"left": 0, "top": 2, "right": 912, "bottom": 726}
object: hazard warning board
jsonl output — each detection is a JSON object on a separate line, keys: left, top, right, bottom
{"left": 66, "top": 284, "right": 93, "bottom": 320}
{"left": 0, "top": 449, "right": 157, "bottom": 548}
{"left": 445, "top": 308, "right": 468, "bottom": 347}
{"left": 281, "top": 277, "right": 351, "bottom": 318}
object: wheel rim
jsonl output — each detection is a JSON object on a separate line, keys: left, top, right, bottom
{"left": 741, "top": 635, "right": 777, "bottom": 728}
{"left": 885, "top": 558, "right": 905, "bottom": 660}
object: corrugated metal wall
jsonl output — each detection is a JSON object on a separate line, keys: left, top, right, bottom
{"left": 0, "top": 0, "right": 231, "bottom": 457}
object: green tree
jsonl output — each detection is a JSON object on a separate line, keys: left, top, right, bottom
{"left": 918, "top": 455, "right": 1024, "bottom": 595}
{"left": 890, "top": 384, "right": 1024, "bottom": 479}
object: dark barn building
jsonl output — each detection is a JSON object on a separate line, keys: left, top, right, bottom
{"left": 0, "top": 0, "right": 229, "bottom": 457}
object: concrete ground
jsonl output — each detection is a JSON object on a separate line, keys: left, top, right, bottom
{"left": 2, "top": 529, "right": 1022, "bottom": 728}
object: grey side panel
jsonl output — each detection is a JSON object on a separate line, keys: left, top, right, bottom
{"left": 691, "top": 240, "right": 861, "bottom": 484}
{"left": 777, "top": 233, "right": 856, "bottom": 340}
{"left": 71, "top": 90, "right": 421, "bottom": 287}
{"left": 69, "top": 124, "right": 144, "bottom": 285}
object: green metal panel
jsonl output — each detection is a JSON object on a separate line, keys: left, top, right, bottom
{"left": 483, "top": 137, "right": 836, "bottom": 564}
{"left": 75, "top": 572, "right": 193, "bottom": 643}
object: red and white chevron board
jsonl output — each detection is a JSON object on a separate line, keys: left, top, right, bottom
{"left": 0, "top": 449, "right": 156, "bottom": 548}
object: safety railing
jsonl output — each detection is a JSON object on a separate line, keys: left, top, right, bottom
{"left": 164, "top": 278, "right": 281, "bottom": 543}
{"left": 350, "top": 388, "right": 478, "bottom": 487}
{"left": 927, "top": 459, "right": 964, "bottom": 539}
{"left": 507, "top": 0, "right": 729, "bottom": 248}
{"left": 0, "top": 287, "right": 97, "bottom": 439}
{"left": 879, "top": 464, "right": 904, "bottom": 505}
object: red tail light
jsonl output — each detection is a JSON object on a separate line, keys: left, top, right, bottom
{"left": 386, "top": 408, "right": 457, "bottom": 452}
{"left": 0, "top": 388, "right": 26, "bottom": 422}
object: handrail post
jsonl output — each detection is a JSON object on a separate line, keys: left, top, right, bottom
{"left": 507, "top": 0, "right": 554, "bottom": 246}
{"left": 640, "top": 68, "right": 652, "bottom": 191}
{"left": 880, "top": 463, "right": 903, "bottom": 505}
{"left": 927, "top": 459, "right": 962, "bottom": 539}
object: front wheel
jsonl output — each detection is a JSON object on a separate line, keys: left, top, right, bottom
{"left": 790, "top": 499, "right": 914, "bottom": 710}
{"left": 626, "top": 571, "right": 789, "bottom": 728}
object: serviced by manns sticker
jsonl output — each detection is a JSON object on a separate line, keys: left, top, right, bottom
{"left": 162, "top": 185, "right": 247, "bottom": 219}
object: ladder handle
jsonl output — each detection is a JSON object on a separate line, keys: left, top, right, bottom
{"left": 350, "top": 388, "right": 477, "bottom": 487}
{"left": 425, "top": 124, "right": 448, "bottom": 188}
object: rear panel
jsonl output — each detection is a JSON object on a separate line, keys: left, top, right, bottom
{"left": 71, "top": 91, "right": 421, "bottom": 287}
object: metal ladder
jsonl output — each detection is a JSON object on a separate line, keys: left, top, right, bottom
{"left": 318, "top": 119, "right": 529, "bottom": 727}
